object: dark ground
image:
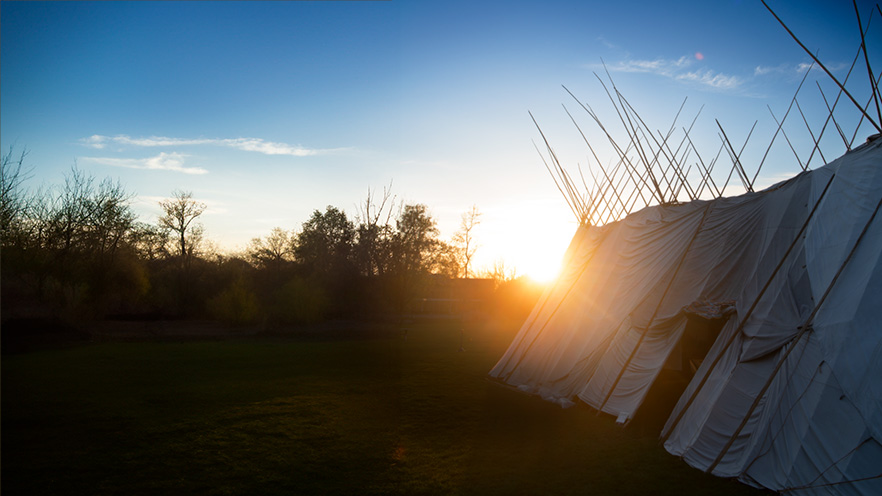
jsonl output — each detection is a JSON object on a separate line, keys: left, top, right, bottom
{"left": 1, "top": 317, "right": 770, "bottom": 495}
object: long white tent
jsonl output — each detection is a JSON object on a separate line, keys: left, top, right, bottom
{"left": 490, "top": 136, "right": 882, "bottom": 494}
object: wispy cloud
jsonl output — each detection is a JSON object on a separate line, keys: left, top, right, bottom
{"left": 80, "top": 152, "right": 208, "bottom": 175}
{"left": 752, "top": 60, "right": 846, "bottom": 78}
{"left": 221, "top": 138, "right": 318, "bottom": 156}
{"left": 80, "top": 134, "right": 327, "bottom": 157}
{"left": 676, "top": 70, "right": 742, "bottom": 90}
{"left": 603, "top": 55, "right": 743, "bottom": 91}
{"left": 597, "top": 36, "right": 620, "bottom": 51}
{"left": 608, "top": 56, "right": 693, "bottom": 77}
{"left": 754, "top": 62, "right": 811, "bottom": 76}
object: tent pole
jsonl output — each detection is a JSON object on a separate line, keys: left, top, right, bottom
{"left": 596, "top": 202, "right": 714, "bottom": 415}
{"left": 660, "top": 172, "right": 836, "bottom": 442}
{"left": 848, "top": 72, "right": 882, "bottom": 149}
{"left": 498, "top": 229, "right": 607, "bottom": 380}
{"left": 705, "top": 187, "right": 882, "bottom": 474}
{"left": 751, "top": 61, "right": 814, "bottom": 188}
{"left": 767, "top": 107, "right": 806, "bottom": 171}
{"left": 762, "top": 0, "right": 881, "bottom": 133}
{"left": 794, "top": 100, "right": 828, "bottom": 166}
{"left": 852, "top": 0, "right": 882, "bottom": 128}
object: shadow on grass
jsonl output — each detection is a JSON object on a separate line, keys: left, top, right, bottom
{"left": 2, "top": 319, "right": 768, "bottom": 495}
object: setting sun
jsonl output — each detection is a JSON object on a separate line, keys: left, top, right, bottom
{"left": 473, "top": 201, "right": 575, "bottom": 284}
{"left": 520, "top": 256, "right": 563, "bottom": 284}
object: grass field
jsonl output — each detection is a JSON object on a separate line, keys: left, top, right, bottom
{"left": 2, "top": 319, "right": 767, "bottom": 495}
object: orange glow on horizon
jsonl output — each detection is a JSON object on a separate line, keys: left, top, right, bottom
{"left": 461, "top": 200, "right": 575, "bottom": 285}
{"left": 520, "top": 258, "right": 562, "bottom": 284}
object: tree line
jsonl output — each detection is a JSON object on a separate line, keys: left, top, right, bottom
{"left": 1, "top": 148, "right": 529, "bottom": 326}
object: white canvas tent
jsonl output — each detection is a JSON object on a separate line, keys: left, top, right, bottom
{"left": 490, "top": 136, "right": 882, "bottom": 494}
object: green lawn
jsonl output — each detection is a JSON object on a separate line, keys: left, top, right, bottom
{"left": 2, "top": 319, "right": 766, "bottom": 495}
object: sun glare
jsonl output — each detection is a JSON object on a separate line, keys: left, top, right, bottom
{"left": 522, "top": 258, "right": 562, "bottom": 284}
{"left": 474, "top": 201, "right": 575, "bottom": 286}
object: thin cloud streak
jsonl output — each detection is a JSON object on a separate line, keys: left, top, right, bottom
{"left": 608, "top": 56, "right": 693, "bottom": 77}
{"left": 80, "top": 152, "right": 209, "bottom": 175}
{"left": 676, "top": 70, "right": 741, "bottom": 90}
{"left": 754, "top": 62, "right": 814, "bottom": 76}
{"left": 603, "top": 56, "right": 743, "bottom": 90}
{"left": 80, "top": 134, "right": 327, "bottom": 157}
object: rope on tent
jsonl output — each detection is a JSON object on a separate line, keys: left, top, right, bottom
{"left": 595, "top": 201, "right": 715, "bottom": 415}
{"left": 775, "top": 436, "right": 882, "bottom": 492}
{"left": 743, "top": 364, "right": 876, "bottom": 486}
{"left": 507, "top": 1, "right": 880, "bottom": 415}
{"left": 779, "top": 473, "right": 882, "bottom": 494}
{"left": 740, "top": 358, "right": 829, "bottom": 474}
{"left": 705, "top": 187, "right": 882, "bottom": 474}
{"left": 660, "top": 172, "right": 836, "bottom": 442}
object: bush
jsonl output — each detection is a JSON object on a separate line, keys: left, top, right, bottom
{"left": 270, "top": 277, "right": 329, "bottom": 325}
{"left": 207, "top": 279, "right": 260, "bottom": 325}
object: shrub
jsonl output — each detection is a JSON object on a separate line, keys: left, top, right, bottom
{"left": 207, "top": 279, "right": 260, "bottom": 325}
{"left": 270, "top": 277, "right": 329, "bottom": 325}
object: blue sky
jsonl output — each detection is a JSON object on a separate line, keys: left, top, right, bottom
{"left": 2, "top": 0, "right": 879, "bottom": 279}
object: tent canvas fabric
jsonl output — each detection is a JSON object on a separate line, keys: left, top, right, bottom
{"left": 489, "top": 137, "right": 882, "bottom": 494}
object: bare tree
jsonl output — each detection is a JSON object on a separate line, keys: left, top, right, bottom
{"left": 48, "top": 165, "right": 94, "bottom": 256}
{"left": 84, "top": 177, "right": 136, "bottom": 263}
{"left": 354, "top": 182, "right": 397, "bottom": 276}
{"left": 4, "top": 164, "right": 138, "bottom": 305}
{"left": 128, "top": 221, "right": 170, "bottom": 261}
{"left": 452, "top": 205, "right": 482, "bottom": 278}
{"left": 158, "top": 190, "right": 206, "bottom": 262}
{"left": 0, "top": 146, "right": 32, "bottom": 243}
{"left": 480, "top": 258, "right": 519, "bottom": 286}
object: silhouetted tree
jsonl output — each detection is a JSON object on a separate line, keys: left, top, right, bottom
{"left": 354, "top": 184, "right": 397, "bottom": 277}
{"left": 479, "top": 258, "right": 519, "bottom": 287}
{"left": 158, "top": 190, "right": 205, "bottom": 264}
{"left": 386, "top": 203, "right": 448, "bottom": 312}
{"left": 452, "top": 204, "right": 482, "bottom": 278}
{"left": 295, "top": 206, "right": 355, "bottom": 276}
{"left": 1, "top": 149, "right": 488, "bottom": 323}
{"left": 128, "top": 222, "right": 170, "bottom": 261}
{"left": 156, "top": 190, "right": 206, "bottom": 315}
{"left": 37, "top": 168, "right": 134, "bottom": 291}
{"left": 394, "top": 203, "right": 439, "bottom": 275}
{"left": 0, "top": 146, "right": 31, "bottom": 246}
{"left": 248, "top": 227, "right": 294, "bottom": 270}
{"left": 83, "top": 177, "right": 136, "bottom": 261}
{"left": 0, "top": 163, "right": 142, "bottom": 317}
